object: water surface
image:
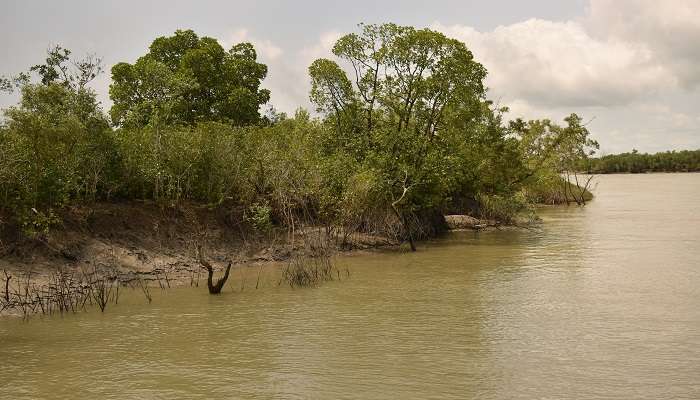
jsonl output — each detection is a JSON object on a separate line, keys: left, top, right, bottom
{"left": 1, "top": 173, "right": 699, "bottom": 399}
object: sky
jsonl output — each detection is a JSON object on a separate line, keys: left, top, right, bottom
{"left": 1, "top": 0, "right": 699, "bottom": 154}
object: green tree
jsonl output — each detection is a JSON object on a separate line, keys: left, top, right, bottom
{"left": 109, "top": 29, "right": 270, "bottom": 127}
{"left": 586, "top": 149, "right": 700, "bottom": 174}
{"left": 510, "top": 114, "right": 599, "bottom": 205}
{"left": 309, "top": 23, "right": 488, "bottom": 250}
{"left": 0, "top": 47, "right": 113, "bottom": 235}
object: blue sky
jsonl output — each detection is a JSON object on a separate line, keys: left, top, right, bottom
{"left": 2, "top": 0, "right": 698, "bottom": 153}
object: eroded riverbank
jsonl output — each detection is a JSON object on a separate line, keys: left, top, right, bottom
{"left": 1, "top": 198, "right": 512, "bottom": 317}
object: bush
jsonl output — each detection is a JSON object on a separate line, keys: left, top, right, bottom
{"left": 477, "top": 192, "right": 532, "bottom": 223}
{"left": 246, "top": 202, "right": 273, "bottom": 233}
{"left": 0, "top": 83, "right": 114, "bottom": 223}
{"left": 522, "top": 174, "right": 594, "bottom": 205}
{"left": 20, "top": 208, "right": 61, "bottom": 238}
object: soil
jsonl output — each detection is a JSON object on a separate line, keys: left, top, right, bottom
{"left": 0, "top": 201, "right": 407, "bottom": 286}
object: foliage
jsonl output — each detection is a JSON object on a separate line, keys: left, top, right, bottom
{"left": 246, "top": 202, "right": 273, "bottom": 233}
{"left": 507, "top": 113, "right": 599, "bottom": 205}
{"left": 584, "top": 149, "right": 700, "bottom": 173}
{"left": 109, "top": 29, "right": 270, "bottom": 127}
{"left": 281, "top": 253, "right": 337, "bottom": 288}
{"left": 1, "top": 26, "right": 604, "bottom": 244}
{"left": 20, "top": 208, "right": 62, "bottom": 239}
{"left": 309, "top": 23, "right": 493, "bottom": 243}
{"left": 522, "top": 176, "right": 594, "bottom": 205}
{"left": 509, "top": 114, "right": 599, "bottom": 182}
{"left": 476, "top": 192, "right": 531, "bottom": 224}
{"left": 0, "top": 47, "right": 114, "bottom": 233}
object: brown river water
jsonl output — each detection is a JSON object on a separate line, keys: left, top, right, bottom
{"left": 1, "top": 173, "right": 699, "bottom": 399}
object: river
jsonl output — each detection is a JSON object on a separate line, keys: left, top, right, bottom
{"left": 1, "top": 173, "right": 699, "bottom": 399}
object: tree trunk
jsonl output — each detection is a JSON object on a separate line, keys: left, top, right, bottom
{"left": 391, "top": 203, "right": 416, "bottom": 252}
{"left": 405, "top": 217, "right": 416, "bottom": 252}
{"left": 3, "top": 270, "right": 10, "bottom": 302}
{"left": 390, "top": 172, "right": 417, "bottom": 252}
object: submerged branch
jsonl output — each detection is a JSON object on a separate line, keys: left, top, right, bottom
{"left": 197, "top": 244, "right": 232, "bottom": 295}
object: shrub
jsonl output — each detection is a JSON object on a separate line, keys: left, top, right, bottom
{"left": 477, "top": 192, "right": 532, "bottom": 224}
{"left": 246, "top": 202, "right": 273, "bottom": 233}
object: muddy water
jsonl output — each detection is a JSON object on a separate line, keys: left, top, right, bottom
{"left": 1, "top": 174, "right": 699, "bottom": 399}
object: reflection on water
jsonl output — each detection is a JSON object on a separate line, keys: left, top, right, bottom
{"left": 1, "top": 174, "right": 699, "bottom": 399}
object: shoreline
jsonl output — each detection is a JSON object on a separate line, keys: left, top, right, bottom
{"left": 1, "top": 201, "right": 512, "bottom": 318}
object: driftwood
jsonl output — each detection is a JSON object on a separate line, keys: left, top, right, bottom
{"left": 196, "top": 245, "right": 232, "bottom": 294}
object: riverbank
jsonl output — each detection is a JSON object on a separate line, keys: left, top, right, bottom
{"left": 0, "top": 202, "right": 364, "bottom": 284}
{"left": 2, "top": 178, "right": 591, "bottom": 318}
{"left": 0, "top": 201, "right": 508, "bottom": 314}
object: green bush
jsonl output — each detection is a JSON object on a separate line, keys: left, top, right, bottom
{"left": 20, "top": 208, "right": 62, "bottom": 238}
{"left": 246, "top": 202, "right": 273, "bottom": 233}
{"left": 477, "top": 192, "right": 532, "bottom": 224}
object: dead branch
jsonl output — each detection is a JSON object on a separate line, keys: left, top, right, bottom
{"left": 197, "top": 244, "right": 232, "bottom": 294}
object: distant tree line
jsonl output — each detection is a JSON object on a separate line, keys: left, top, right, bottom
{"left": 582, "top": 149, "right": 700, "bottom": 174}
{"left": 1, "top": 26, "right": 599, "bottom": 248}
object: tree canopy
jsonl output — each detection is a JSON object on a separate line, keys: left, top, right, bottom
{"left": 309, "top": 23, "right": 487, "bottom": 148}
{"left": 109, "top": 29, "right": 270, "bottom": 127}
{"left": 308, "top": 23, "right": 494, "bottom": 246}
{"left": 0, "top": 46, "right": 112, "bottom": 230}
{"left": 584, "top": 149, "right": 700, "bottom": 173}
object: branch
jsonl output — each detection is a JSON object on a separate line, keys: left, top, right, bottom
{"left": 196, "top": 244, "right": 232, "bottom": 294}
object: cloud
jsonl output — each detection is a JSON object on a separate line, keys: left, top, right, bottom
{"left": 586, "top": 0, "right": 700, "bottom": 89}
{"left": 267, "top": 31, "right": 342, "bottom": 114}
{"left": 299, "top": 31, "right": 342, "bottom": 63}
{"left": 226, "top": 28, "right": 283, "bottom": 61}
{"left": 269, "top": 31, "right": 342, "bottom": 114}
{"left": 222, "top": 30, "right": 342, "bottom": 115}
{"left": 434, "top": 19, "right": 673, "bottom": 108}
{"left": 434, "top": 1, "right": 700, "bottom": 110}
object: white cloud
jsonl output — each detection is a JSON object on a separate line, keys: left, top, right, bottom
{"left": 586, "top": 0, "right": 700, "bottom": 88}
{"left": 434, "top": 1, "right": 700, "bottom": 110}
{"left": 434, "top": 19, "right": 673, "bottom": 108}
{"left": 226, "top": 28, "right": 283, "bottom": 61}
{"left": 223, "top": 30, "right": 341, "bottom": 115}
{"left": 299, "top": 31, "right": 342, "bottom": 62}
{"left": 636, "top": 103, "right": 694, "bottom": 130}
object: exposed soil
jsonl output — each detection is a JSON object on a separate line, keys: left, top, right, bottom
{"left": 0, "top": 201, "right": 409, "bottom": 286}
